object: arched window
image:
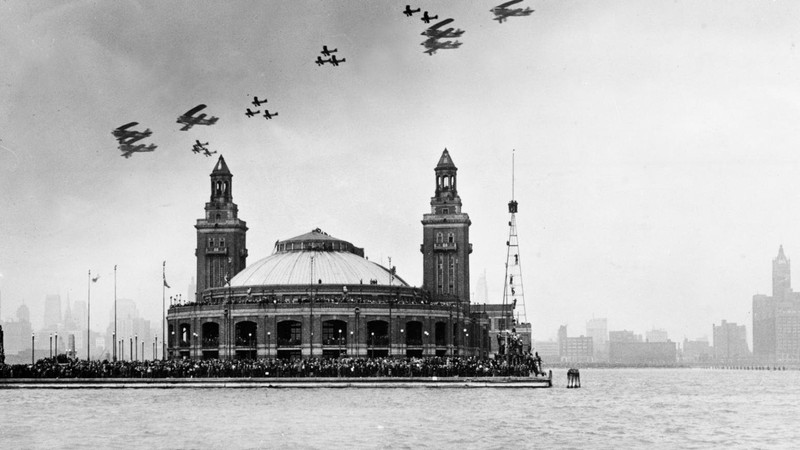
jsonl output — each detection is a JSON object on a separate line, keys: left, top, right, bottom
{"left": 436, "top": 232, "right": 443, "bottom": 243}
{"left": 448, "top": 233, "right": 454, "bottom": 243}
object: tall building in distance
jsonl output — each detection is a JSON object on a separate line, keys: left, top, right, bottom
{"left": 752, "top": 246, "right": 800, "bottom": 363}
{"left": 586, "top": 318, "right": 608, "bottom": 361}
{"left": 195, "top": 156, "right": 248, "bottom": 301}
{"left": 43, "top": 294, "right": 62, "bottom": 330}
{"left": 713, "top": 320, "right": 749, "bottom": 363}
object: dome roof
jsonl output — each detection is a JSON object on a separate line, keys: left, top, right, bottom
{"left": 229, "top": 229, "right": 409, "bottom": 287}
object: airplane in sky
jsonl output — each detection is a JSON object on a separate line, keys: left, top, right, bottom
{"left": 330, "top": 55, "right": 346, "bottom": 66}
{"left": 252, "top": 96, "right": 267, "bottom": 107}
{"left": 315, "top": 56, "right": 331, "bottom": 66}
{"left": 192, "top": 140, "right": 217, "bottom": 157}
{"left": 403, "top": 5, "right": 420, "bottom": 17}
{"left": 422, "top": 23, "right": 465, "bottom": 40}
{"left": 112, "top": 122, "right": 152, "bottom": 142}
{"left": 421, "top": 38, "right": 462, "bottom": 55}
{"left": 490, "top": 0, "right": 534, "bottom": 23}
{"left": 321, "top": 45, "right": 338, "bottom": 57}
{"left": 119, "top": 142, "right": 156, "bottom": 158}
{"left": 421, "top": 19, "right": 463, "bottom": 38}
{"left": 245, "top": 108, "right": 260, "bottom": 118}
{"left": 177, "top": 104, "right": 219, "bottom": 131}
{"left": 263, "top": 110, "right": 278, "bottom": 120}
{"left": 421, "top": 11, "right": 438, "bottom": 24}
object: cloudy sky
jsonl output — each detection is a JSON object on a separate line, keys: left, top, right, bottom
{"left": 2, "top": 0, "right": 800, "bottom": 344}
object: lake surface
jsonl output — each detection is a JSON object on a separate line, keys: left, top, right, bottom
{"left": 1, "top": 368, "right": 799, "bottom": 449}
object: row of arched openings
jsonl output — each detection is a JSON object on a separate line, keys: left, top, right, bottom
{"left": 171, "top": 320, "right": 450, "bottom": 348}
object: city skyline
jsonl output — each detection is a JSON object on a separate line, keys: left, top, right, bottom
{"left": 4, "top": 2, "right": 800, "bottom": 344}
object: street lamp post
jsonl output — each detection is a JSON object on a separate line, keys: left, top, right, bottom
{"left": 370, "top": 332, "right": 374, "bottom": 358}
{"left": 31, "top": 333, "right": 35, "bottom": 364}
{"left": 55, "top": 332, "right": 58, "bottom": 358}
{"left": 248, "top": 332, "right": 253, "bottom": 359}
{"left": 135, "top": 335, "right": 138, "bottom": 362}
{"left": 129, "top": 337, "right": 133, "bottom": 362}
{"left": 400, "top": 329, "right": 404, "bottom": 357}
{"left": 338, "top": 328, "right": 343, "bottom": 357}
{"left": 49, "top": 334, "right": 53, "bottom": 359}
{"left": 267, "top": 331, "right": 271, "bottom": 359}
{"left": 114, "top": 264, "right": 117, "bottom": 362}
{"left": 423, "top": 331, "right": 429, "bottom": 356}
{"left": 193, "top": 332, "right": 198, "bottom": 360}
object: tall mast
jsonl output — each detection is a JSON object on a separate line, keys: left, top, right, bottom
{"left": 502, "top": 150, "right": 527, "bottom": 327}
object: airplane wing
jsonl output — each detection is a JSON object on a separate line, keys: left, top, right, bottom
{"left": 182, "top": 104, "right": 207, "bottom": 117}
{"left": 496, "top": 0, "right": 523, "bottom": 8}
{"left": 115, "top": 122, "right": 138, "bottom": 132}
{"left": 428, "top": 18, "right": 454, "bottom": 30}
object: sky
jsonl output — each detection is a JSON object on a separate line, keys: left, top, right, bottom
{"left": 2, "top": 0, "right": 800, "bottom": 345}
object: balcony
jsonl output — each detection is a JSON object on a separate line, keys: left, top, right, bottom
{"left": 205, "top": 246, "right": 228, "bottom": 255}
{"left": 433, "top": 242, "right": 457, "bottom": 251}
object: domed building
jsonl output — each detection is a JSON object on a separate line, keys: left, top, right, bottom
{"left": 167, "top": 150, "right": 511, "bottom": 360}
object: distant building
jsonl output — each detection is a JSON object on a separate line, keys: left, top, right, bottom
{"left": 682, "top": 337, "right": 712, "bottom": 363}
{"left": 43, "top": 294, "right": 62, "bottom": 330}
{"left": 646, "top": 329, "right": 668, "bottom": 343}
{"left": 474, "top": 270, "right": 489, "bottom": 304}
{"left": 105, "top": 299, "right": 154, "bottom": 360}
{"left": 533, "top": 340, "right": 560, "bottom": 361}
{"left": 752, "top": 246, "right": 800, "bottom": 363}
{"left": 713, "top": 320, "right": 750, "bottom": 363}
{"left": 586, "top": 318, "right": 608, "bottom": 361}
{"left": 558, "top": 325, "right": 594, "bottom": 363}
{"left": 1, "top": 305, "right": 33, "bottom": 357}
{"left": 609, "top": 341, "right": 677, "bottom": 365}
{"left": 609, "top": 330, "right": 642, "bottom": 343}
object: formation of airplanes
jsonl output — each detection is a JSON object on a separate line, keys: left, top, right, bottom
{"left": 419, "top": 17, "right": 464, "bottom": 56}
{"left": 112, "top": 122, "right": 157, "bottom": 158}
{"left": 490, "top": 0, "right": 534, "bottom": 23}
{"left": 111, "top": 5, "right": 535, "bottom": 161}
{"left": 317, "top": 45, "right": 346, "bottom": 67}
{"left": 244, "top": 95, "right": 279, "bottom": 121}
{"left": 192, "top": 140, "right": 217, "bottom": 157}
{"left": 177, "top": 104, "right": 219, "bottom": 131}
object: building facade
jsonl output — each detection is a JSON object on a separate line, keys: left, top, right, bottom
{"left": 752, "top": 246, "right": 800, "bottom": 363}
{"left": 168, "top": 150, "right": 504, "bottom": 360}
{"left": 712, "top": 320, "right": 749, "bottom": 363}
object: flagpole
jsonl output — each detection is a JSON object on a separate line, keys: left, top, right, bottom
{"left": 162, "top": 261, "right": 166, "bottom": 361}
{"left": 114, "top": 264, "right": 117, "bottom": 362}
{"left": 87, "top": 269, "right": 91, "bottom": 361}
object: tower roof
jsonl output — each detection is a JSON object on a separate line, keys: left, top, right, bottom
{"left": 436, "top": 148, "right": 457, "bottom": 170}
{"left": 777, "top": 245, "right": 788, "bottom": 261}
{"left": 212, "top": 155, "right": 231, "bottom": 175}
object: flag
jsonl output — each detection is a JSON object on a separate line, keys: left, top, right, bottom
{"left": 164, "top": 279, "right": 171, "bottom": 289}
{"left": 92, "top": 275, "right": 100, "bottom": 283}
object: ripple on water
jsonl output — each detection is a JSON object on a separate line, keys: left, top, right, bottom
{"left": 2, "top": 369, "right": 800, "bottom": 448}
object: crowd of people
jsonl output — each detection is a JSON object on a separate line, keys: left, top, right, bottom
{"left": 0, "top": 355, "right": 546, "bottom": 379}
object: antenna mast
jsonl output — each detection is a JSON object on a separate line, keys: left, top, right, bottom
{"left": 502, "top": 150, "right": 528, "bottom": 328}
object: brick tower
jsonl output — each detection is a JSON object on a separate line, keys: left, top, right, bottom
{"left": 421, "top": 149, "right": 472, "bottom": 304}
{"left": 195, "top": 156, "right": 248, "bottom": 301}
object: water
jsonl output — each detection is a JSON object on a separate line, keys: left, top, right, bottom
{"left": 1, "top": 368, "right": 799, "bottom": 449}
